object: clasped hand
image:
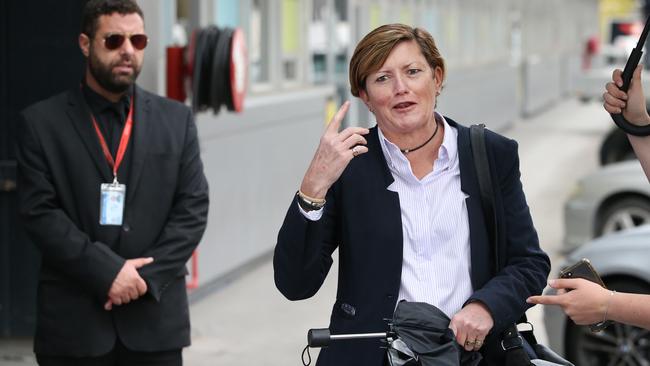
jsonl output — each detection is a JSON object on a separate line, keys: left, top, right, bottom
{"left": 104, "top": 257, "right": 153, "bottom": 310}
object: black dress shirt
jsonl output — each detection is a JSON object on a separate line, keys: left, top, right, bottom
{"left": 82, "top": 83, "right": 134, "bottom": 184}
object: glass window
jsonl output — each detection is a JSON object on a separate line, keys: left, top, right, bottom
{"left": 282, "top": 0, "right": 302, "bottom": 82}
{"left": 250, "top": 0, "right": 269, "bottom": 84}
{"left": 215, "top": 0, "right": 240, "bottom": 27}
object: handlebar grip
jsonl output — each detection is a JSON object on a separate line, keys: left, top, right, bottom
{"left": 308, "top": 328, "right": 331, "bottom": 348}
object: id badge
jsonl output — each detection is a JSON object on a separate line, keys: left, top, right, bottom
{"left": 100, "top": 182, "right": 126, "bottom": 226}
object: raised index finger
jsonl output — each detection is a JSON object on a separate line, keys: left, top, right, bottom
{"left": 326, "top": 101, "right": 350, "bottom": 133}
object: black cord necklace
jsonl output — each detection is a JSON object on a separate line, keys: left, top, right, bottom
{"left": 400, "top": 120, "right": 439, "bottom": 154}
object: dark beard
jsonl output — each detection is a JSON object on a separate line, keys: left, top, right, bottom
{"left": 88, "top": 50, "right": 141, "bottom": 94}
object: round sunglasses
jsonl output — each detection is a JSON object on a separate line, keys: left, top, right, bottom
{"left": 102, "top": 33, "right": 148, "bottom": 50}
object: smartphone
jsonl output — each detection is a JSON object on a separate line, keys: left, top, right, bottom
{"left": 559, "top": 258, "right": 612, "bottom": 332}
{"left": 559, "top": 258, "right": 606, "bottom": 287}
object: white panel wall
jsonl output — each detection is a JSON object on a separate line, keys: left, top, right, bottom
{"left": 438, "top": 62, "right": 519, "bottom": 131}
{"left": 193, "top": 86, "right": 334, "bottom": 286}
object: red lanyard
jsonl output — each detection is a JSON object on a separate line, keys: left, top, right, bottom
{"left": 91, "top": 99, "right": 134, "bottom": 182}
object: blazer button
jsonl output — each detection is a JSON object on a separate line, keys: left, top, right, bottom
{"left": 123, "top": 224, "right": 130, "bottom": 232}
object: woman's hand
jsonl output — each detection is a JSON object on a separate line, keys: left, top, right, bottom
{"left": 300, "top": 101, "right": 369, "bottom": 198}
{"left": 527, "top": 278, "right": 610, "bottom": 325}
{"left": 604, "top": 65, "right": 650, "bottom": 126}
{"left": 449, "top": 302, "right": 494, "bottom": 352}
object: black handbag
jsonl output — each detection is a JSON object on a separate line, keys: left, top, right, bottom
{"left": 469, "top": 124, "right": 574, "bottom": 366}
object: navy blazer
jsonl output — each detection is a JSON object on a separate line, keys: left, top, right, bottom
{"left": 274, "top": 118, "right": 550, "bottom": 365}
{"left": 17, "top": 86, "right": 209, "bottom": 356}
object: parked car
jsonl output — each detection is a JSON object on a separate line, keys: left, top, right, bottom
{"left": 600, "top": 127, "right": 636, "bottom": 166}
{"left": 563, "top": 160, "right": 650, "bottom": 253}
{"left": 544, "top": 225, "right": 650, "bottom": 365}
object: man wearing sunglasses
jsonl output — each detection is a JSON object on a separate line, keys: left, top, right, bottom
{"left": 16, "top": 1, "right": 209, "bottom": 365}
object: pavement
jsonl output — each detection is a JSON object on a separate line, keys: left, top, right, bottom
{"left": 0, "top": 98, "right": 612, "bottom": 366}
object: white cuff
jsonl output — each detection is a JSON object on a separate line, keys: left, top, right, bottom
{"left": 297, "top": 201, "right": 324, "bottom": 221}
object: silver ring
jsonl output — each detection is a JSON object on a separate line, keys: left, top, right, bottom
{"left": 352, "top": 146, "right": 360, "bottom": 157}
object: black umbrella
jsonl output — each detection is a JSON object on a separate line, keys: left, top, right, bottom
{"left": 304, "top": 301, "right": 482, "bottom": 366}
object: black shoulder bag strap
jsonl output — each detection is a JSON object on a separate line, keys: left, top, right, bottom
{"left": 469, "top": 124, "right": 533, "bottom": 366}
{"left": 469, "top": 124, "right": 499, "bottom": 271}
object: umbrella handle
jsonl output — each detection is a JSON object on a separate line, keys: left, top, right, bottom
{"left": 307, "top": 328, "right": 331, "bottom": 348}
{"left": 610, "top": 15, "right": 650, "bottom": 136}
{"left": 307, "top": 328, "right": 389, "bottom": 348}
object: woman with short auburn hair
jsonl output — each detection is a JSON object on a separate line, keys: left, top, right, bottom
{"left": 274, "top": 23, "right": 550, "bottom": 366}
{"left": 349, "top": 23, "right": 445, "bottom": 98}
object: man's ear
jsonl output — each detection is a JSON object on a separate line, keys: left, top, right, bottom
{"left": 79, "top": 33, "right": 90, "bottom": 57}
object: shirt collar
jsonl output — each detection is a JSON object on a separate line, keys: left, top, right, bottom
{"left": 438, "top": 113, "right": 458, "bottom": 169}
{"left": 82, "top": 81, "right": 132, "bottom": 123}
{"left": 378, "top": 112, "right": 458, "bottom": 179}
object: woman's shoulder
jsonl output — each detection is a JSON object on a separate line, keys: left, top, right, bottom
{"left": 444, "top": 116, "right": 518, "bottom": 153}
{"left": 483, "top": 127, "right": 518, "bottom": 154}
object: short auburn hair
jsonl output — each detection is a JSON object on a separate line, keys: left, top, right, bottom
{"left": 349, "top": 23, "right": 445, "bottom": 97}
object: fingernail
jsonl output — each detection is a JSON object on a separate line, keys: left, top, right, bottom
{"left": 526, "top": 298, "right": 532, "bottom": 303}
{"left": 548, "top": 279, "right": 556, "bottom": 286}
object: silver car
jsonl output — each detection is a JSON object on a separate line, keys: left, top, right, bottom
{"left": 563, "top": 160, "right": 650, "bottom": 253}
{"left": 544, "top": 225, "right": 650, "bottom": 365}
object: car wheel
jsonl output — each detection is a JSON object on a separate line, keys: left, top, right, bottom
{"left": 598, "top": 197, "right": 650, "bottom": 236}
{"left": 599, "top": 128, "right": 636, "bottom": 166}
{"left": 565, "top": 279, "right": 650, "bottom": 366}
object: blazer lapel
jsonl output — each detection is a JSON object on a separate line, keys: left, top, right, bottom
{"left": 67, "top": 89, "right": 113, "bottom": 182}
{"left": 365, "top": 127, "right": 403, "bottom": 288}
{"left": 366, "top": 126, "right": 396, "bottom": 189}
{"left": 448, "top": 118, "right": 492, "bottom": 289}
{"left": 126, "top": 86, "right": 151, "bottom": 204}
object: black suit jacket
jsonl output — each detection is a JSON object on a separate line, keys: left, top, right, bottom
{"left": 17, "top": 86, "right": 209, "bottom": 356}
{"left": 274, "top": 118, "right": 550, "bottom": 365}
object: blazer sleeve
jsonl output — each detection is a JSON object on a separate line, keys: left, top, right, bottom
{"left": 137, "top": 108, "right": 210, "bottom": 301}
{"left": 466, "top": 136, "right": 551, "bottom": 332}
{"left": 273, "top": 187, "right": 340, "bottom": 301}
{"left": 17, "top": 111, "right": 125, "bottom": 298}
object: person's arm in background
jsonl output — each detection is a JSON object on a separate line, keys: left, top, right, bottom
{"left": 527, "top": 278, "right": 650, "bottom": 330}
{"left": 604, "top": 65, "right": 650, "bottom": 182}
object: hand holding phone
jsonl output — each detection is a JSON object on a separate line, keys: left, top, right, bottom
{"left": 559, "top": 258, "right": 606, "bottom": 287}
{"left": 559, "top": 258, "right": 612, "bottom": 332}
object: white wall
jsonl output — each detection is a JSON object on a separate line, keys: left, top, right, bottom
{"left": 194, "top": 86, "right": 335, "bottom": 286}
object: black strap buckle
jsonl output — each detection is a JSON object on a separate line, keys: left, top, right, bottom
{"left": 501, "top": 327, "right": 524, "bottom": 351}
